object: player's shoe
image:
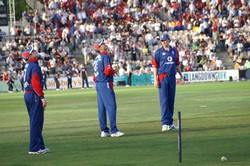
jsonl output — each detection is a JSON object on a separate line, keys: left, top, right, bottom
{"left": 162, "top": 125, "right": 168, "bottom": 131}
{"left": 162, "top": 124, "right": 178, "bottom": 131}
{"left": 111, "top": 131, "right": 124, "bottom": 137}
{"left": 167, "top": 124, "right": 178, "bottom": 131}
{"left": 28, "top": 148, "right": 50, "bottom": 155}
{"left": 101, "top": 131, "right": 110, "bottom": 138}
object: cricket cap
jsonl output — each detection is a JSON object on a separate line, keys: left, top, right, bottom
{"left": 93, "top": 39, "right": 104, "bottom": 50}
{"left": 161, "top": 34, "right": 170, "bottom": 41}
{"left": 22, "top": 46, "right": 34, "bottom": 61}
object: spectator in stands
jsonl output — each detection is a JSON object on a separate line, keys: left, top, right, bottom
{"left": 131, "top": 42, "right": 138, "bottom": 61}
{"left": 207, "top": 40, "right": 216, "bottom": 53}
{"left": 71, "top": 65, "right": 79, "bottom": 77}
{"left": 219, "top": 31, "right": 226, "bottom": 51}
{"left": 204, "top": 59, "right": 211, "bottom": 71}
{"left": 49, "top": 57, "right": 57, "bottom": 74}
{"left": 7, "top": 71, "right": 15, "bottom": 93}
{"left": 141, "top": 44, "right": 149, "bottom": 61}
{"left": 123, "top": 41, "right": 131, "bottom": 58}
{"left": 66, "top": 69, "right": 73, "bottom": 89}
{"left": 117, "top": 62, "right": 125, "bottom": 76}
{"left": 42, "top": 70, "right": 47, "bottom": 91}
{"left": 1, "top": 0, "right": 249, "bottom": 85}
{"left": 81, "top": 40, "right": 90, "bottom": 65}
{"left": 5, "top": 53, "right": 13, "bottom": 67}
{"left": 126, "top": 60, "right": 132, "bottom": 86}
{"left": 13, "top": 59, "right": 21, "bottom": 72}
{"left": 17, "top": 70, "right": 24, "bottom": 92}
{"left": 139, "top": 63, "right": 146, "bottom": 75}
{"left": 61, "top": 61, "right": 69, "bottom": 74}
{"left": 242, "top": 36, "right": 250, "bottom": 54}
{"left": 244, "top": 60, "right": 250, "bottom": 69}
{"left": 236, "top": 39, "right": 244, "bottom": 57}
{"left": 2, "top": 71, "right": 9, "bottom": 85}
{"left": 114, "top": 43, "right": 124, "bottom": 63}
{"left": 196, "top": 56, "right": 205, "bottom": 71}
{"left": 216, "top": 59, "right": 224, "bottom": 70}
{"left": 62, "top": 27, "right": 70, "bottom": 43}
{"left": 77, "top": 8, "right": 87, "bottom": 24}
{"left": 54, "top": 72, "right": 60, "bottom": 90}
{"left": 80, "top": 64, "right": 89, "bottom": 89}
{"left": 210, "top": 58, "right": 217, "bottom": 70}
{"left": 234, "top": 62, "right": 240, "bottom": 69}
{"left": 188, "top": 58, "right": 196, "bottom": 71}
{"left": 144, "top": 30, "right": 154, "bottom": 47}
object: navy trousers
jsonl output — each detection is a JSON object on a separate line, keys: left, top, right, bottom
{"left": 95, "top": 82, "right": 119, "bottom": 134}
{"left": 158, "top": 75, "right": 176, "bottom": 125}
{"left": 24, "top": 92, "right": 45, "bottom": 152}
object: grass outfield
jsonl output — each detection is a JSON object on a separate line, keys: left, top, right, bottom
{"left": 0, "top": 81, "right": 250, "bottom": 166}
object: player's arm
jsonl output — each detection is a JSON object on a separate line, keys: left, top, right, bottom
{"left": 176, "top": 65, "right": 184, "bottom": 84}
{"left": 152, "top": 51, "right": 159, "bottom": 88}
{"left": 31, "top": 70, "right": 47, "bottom": 107}
{"left": 174, "top": 48, "right": 184, "bottom": 84}
{"left": 153, "top": 67, "right": 159, "bottom": 88}
{"left": 104, "top": 62, "right": 114, "bottom": 76}
{"left": 176, "top": 65, "right": 183, "bottom": 79}
{"left": 31, "top": 72, "right": 44, "bottom": 97}
{"left": 103, "top": 56, "right": 115, "bottom": 76}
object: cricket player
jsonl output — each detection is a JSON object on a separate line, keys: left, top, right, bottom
{"left": 152, "top": 34, "right": 184, "bottom": 132}
{"left": 93, "top": 39, "right": 124, "bottom": 138}
{"left": 22, "top": 46, "right": 49, "bottom": 154}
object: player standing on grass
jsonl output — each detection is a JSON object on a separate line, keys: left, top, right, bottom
{"left": 93, "top": 39, "right": 124, "bottom": 138}
{"left": 152, "top": 34, "right": 184, "bottom": 132}
{"left": 22, "top": 46, "right": 49, "bottom": 154}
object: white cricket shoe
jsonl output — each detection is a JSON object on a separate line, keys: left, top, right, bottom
{"left": 167, "top": 124, "right": 178, "bottom": 130}
{"left": 28, "top": 148, "right": 50, "bottom": 155}
{"left": 101, "top": 131, "right": 110, "bottom": 138}
{"left": 111, "top": 131, "right": 124, "bottom": 137}
{"left": 162, "top": 124, "right": 178, "bottom": 131}
{"left": 162, "top": 125, "right": 168, "bottom": 131}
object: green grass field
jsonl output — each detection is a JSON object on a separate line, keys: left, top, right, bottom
{"left": 0, "top": 81, "right": 250, "bottom": 166}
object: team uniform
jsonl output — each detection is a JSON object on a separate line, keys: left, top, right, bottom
{"left": 93, "top": 40, "right": 124, "bottom": 138}
{"left": 152, "top": 45, "right": 180, "bottom": 127}
{"left": 93, "top": 51, "right": 119, "bottom": 134}
{"left": 22, "top": 47, "right": 49, "bottom": 154}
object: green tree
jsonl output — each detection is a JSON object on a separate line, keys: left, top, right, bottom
{"left": 14, "top": 0, "right": 29, "bottom": 20}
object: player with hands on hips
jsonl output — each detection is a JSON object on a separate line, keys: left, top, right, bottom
{"left": 22, "top": 46, "right": 49, "bottom": 154}
{"left": 152, "top": 34, "right": 184, "bottom": 132}
{"left": 93, "top": 39, "right": 124, "bottom": 138}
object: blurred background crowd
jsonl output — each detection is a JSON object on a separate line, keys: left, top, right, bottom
{"left": 0, "top": 0, "right": 250, "bottom": 90}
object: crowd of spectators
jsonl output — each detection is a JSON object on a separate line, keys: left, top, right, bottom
{"left": 1, "top": 0, "right": 250, "bottom": 86}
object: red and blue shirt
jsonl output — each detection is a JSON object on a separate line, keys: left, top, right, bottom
{"left": 152, "top": 46, "right": 180, "bottom": 76}
{"left": 93, "top": 52, "right": 115, "bottom": 83}
{"left": 24, "top": 58, "right": 44, "bottom": 99}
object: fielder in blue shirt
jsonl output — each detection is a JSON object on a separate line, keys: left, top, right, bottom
{"left": 93, "top": 40, "right": 124, "bottom": 138}
{"left": 152, "top": 34, "right": 184, "bottom": 132}
{"left": 22, "top": 46, "right": 49, "bottom": 154}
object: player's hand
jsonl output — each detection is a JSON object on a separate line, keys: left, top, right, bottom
{"left": 179, "top": 77, "right": 184, "bottom": 85}
{"left": 154, "top": 80, "right": 159, "bottom": 88}
{"left": 41, "top": 98, "right": 47, "bottom": 108}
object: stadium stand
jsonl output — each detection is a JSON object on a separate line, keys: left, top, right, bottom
{"left": 0, "top": 0, "right": 249, "bottom": 82}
